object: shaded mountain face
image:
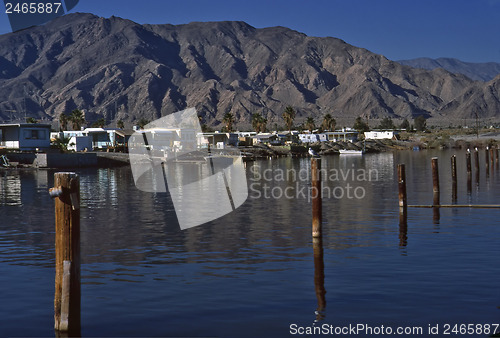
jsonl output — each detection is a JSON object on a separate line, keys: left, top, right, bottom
{"left": 439, "top": 73, "right": 500, "bottom": 119}
{"left": 397, "top": 57, "right": 500, "bottom": 82}
{"left": 0, "top": 13, "right": 498, "bottom": 128}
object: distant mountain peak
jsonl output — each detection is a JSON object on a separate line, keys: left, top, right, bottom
{"left": 397, "top": 57, "right": 500, "bottom": 82}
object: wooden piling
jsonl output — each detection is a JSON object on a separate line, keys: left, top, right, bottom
{"left": 397, "top": 163, "right": 408, "bottom": 246}
{"left": 59, "top": 260, "right": 72, "bottom": 332}
{"left": 474, "top": 148, "right": 480, "bottom": 184}
{"left": 431, "top": 157, "right": 439, "bottom": 205}
{"left": 496, "top": 148, "right": 499, "bottom": 165}
{"left": 466, "top": 150, "right": 472, "bottom": 193}
{"left": 485, "top": 147, "right": 490, "bottom": 177}
{"left": 451, "top": 155, "right": 457, "bottom": 202}
{"left": 311, "top": 158, "right": 322, "bottom": 238}
{"left": 399, "top": 207, "right": 408, "bottom": 248}
{"left": 490, "top": 147, "right": 495, "bottom": 166}
{"left": 431, "top": 157, "right": 440, "bottom": 223}
{"left": 466, "top": 150, "right": 472, "bottom": 174}
{"left": 53, "top": 172, "right": 80, "bottom": 333}
{"left": 397, "top": 164, "right": 407, "bottom": 209}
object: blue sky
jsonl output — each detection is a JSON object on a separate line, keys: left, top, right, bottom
{"left": 1, "top": 0, "right": 500, "bottom": 62}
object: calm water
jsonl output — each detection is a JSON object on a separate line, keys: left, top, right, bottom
{"left": 1, "top": 150, "right": 499, "bottom": 337}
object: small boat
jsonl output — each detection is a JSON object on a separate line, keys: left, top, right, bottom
{"left": 339, "top": 149, "right": 363, "bottom": 155}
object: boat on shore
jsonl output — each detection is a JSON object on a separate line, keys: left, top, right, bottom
{"left": 339, "top": 149, "right": 363, "bottom": 155}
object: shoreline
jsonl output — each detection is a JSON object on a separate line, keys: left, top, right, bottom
{"left": 240, "top": 136, "right": 499, "bottom": 160}
{"left": 1, "top": 135, "right": 499, "bottom": 169}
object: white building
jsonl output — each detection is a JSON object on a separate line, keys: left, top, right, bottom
{"left": 67, "top": 136, "right": 92, "bottom": 152}
{"left": 324, "top": 131, "right": 358, "bottom": 142}
{"left": 137, "top": 128, "right": 197, "bottom": 152}
{"left": 54, "top": 128, "right": 136, "bottom": 151}
{"left": 199, "top": 132, "right": 240, "bottom": 147}
{"left": 298, "top": 133, "right": 332, "bottom": 143}
{"left": 0, "top": 123, "right": 51, "bottom": 151}
{"left": 252, "top": 133, "right": 278, "bottom": 145}
{"left": 364, "top": 131, "right": 398, "bottom": 140}
{"left": 299, "top": 134, "right": 320, "bottom": 143}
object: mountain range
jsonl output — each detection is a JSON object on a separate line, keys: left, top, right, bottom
{"left": 0, "top": 13, "right": 499, "bottom": 129}
{"left": 397, "top": 57, "right": 500, "bottom": 82}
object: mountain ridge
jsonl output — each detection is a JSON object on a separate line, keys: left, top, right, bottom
{"left": 0, "top": 13, "right": 499, "bottom": 128}
{"left": 397, "top": 57, "right": 500, "bottom": 82}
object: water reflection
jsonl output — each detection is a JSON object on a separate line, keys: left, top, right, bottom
{"left": 0, "top": 170, "right": 54, "bottom": 266}
{"left": 0, "top": 153, "right": 401, "bottom": 270}
{"left": 80, "top": 168, "right": 120, "bottom": 208}
{"left": 432, "top": 206, "right": 440, "bottom": 226}
{"left": 2, "top": 150, "right": 498, "bottom": 269}
{"left": 398, "top": 208, "right": 407, "bottom": 250}
{"left": 1, "top": 150, "right": 500, "bottom": 337}
{"left": 0, "top": 172, "right": 22, "bottom": 206}
{"left": 313, "top": 237, "right": 326, "bottom": 322}
{"left": 0, "top": 169, "right": 49, "bottom": 206}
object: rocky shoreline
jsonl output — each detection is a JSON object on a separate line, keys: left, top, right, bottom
{"left": 239, "top": 137, "right": 500, "bottom": 160}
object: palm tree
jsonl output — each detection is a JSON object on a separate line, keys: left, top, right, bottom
{"left": 305, "top": 117, "right": 315, "bottom": 133}
{"left": 399, "top": 118, "right": 410, "bottom": 132}
{"left": 117, "top": 120, "right": 125, "bottom": 129}
{"left": 223, "top": 112, "right": 235, "bottom": 132}
{"left": 414, "top": 115, "right": 426, "bottom": 132}
{"left": 92, "top": 118, "right": 106, "bottom": 128}
{"left": 321, "top": 114, "right": 336, "bottom": 131}
{"left": 252, "top": 113, "right": 267, "bottom": 133}
{"left": 52, "top": 136, "right": 72, "bottom": 152}
{"left": 260, "top": 118, "right": 267, "bottom": 133}
{"left": 137, "top": 118, "right": 150, "bottom": 130}
{"left": 59, "top": 113, "right": 69, "bottom": 131}
{"left": 69, "top": 109, "right": 86, "bottom": 131}
{"left": 353, "top": 116, "right": 370, "bottom": 133}
{"left": 282, "top": 106, "right": 296, "bottom": 133}
{"left": 377, "top": 117, "right": 395, "bottom": 130}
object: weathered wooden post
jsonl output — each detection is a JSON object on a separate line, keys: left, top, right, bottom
{"left": 311, "top": 158, "right": 322, "bottom": 238}
{"left": 474, "top": 147, "right": 479, "bottom": 170}
{"left": 496, "top": 148, "right": 499, "bottom": 166}
{"left": 474, "top": 147, "right": 480, "bottom": 184}
{"left": 485, "top": 147, "right": 490, "bottom": 177}
{"left": 451, "top": 155, "right": 457, "bottom": 203}
{"left": 50, "top": 172, "right": 81, "bottom": 334}
{"left": 397, "top": 164, "right": 407, "bottom": 209}
{"left": 466, "top": 149, "right": 472, "bottom": 193}
{"left": 431, "top": 157, "right": 439, "bottom": 206}
{"left": 397, "top": 164, "right": 408, "bottom": 247}
{"left": 313, "top": 237, "right": 326, "bottom": 321}
{"left": 399, "top": 208, "right": 408, "bottom": 248}
{"left": 486, "top": 146, "right": 490, "bottom": 167}
{"left": 431, "top": 157, "right": 440, "bottom": 223}
{"left": 490, "top": 147, "right": 495, "bottom": 166}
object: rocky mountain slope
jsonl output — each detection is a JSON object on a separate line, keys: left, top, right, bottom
{"left": 0, "top": 13, "right": 499, "bottom": 128}
{"left": 397, "top": 57, "right": 500, "bottom": 82}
